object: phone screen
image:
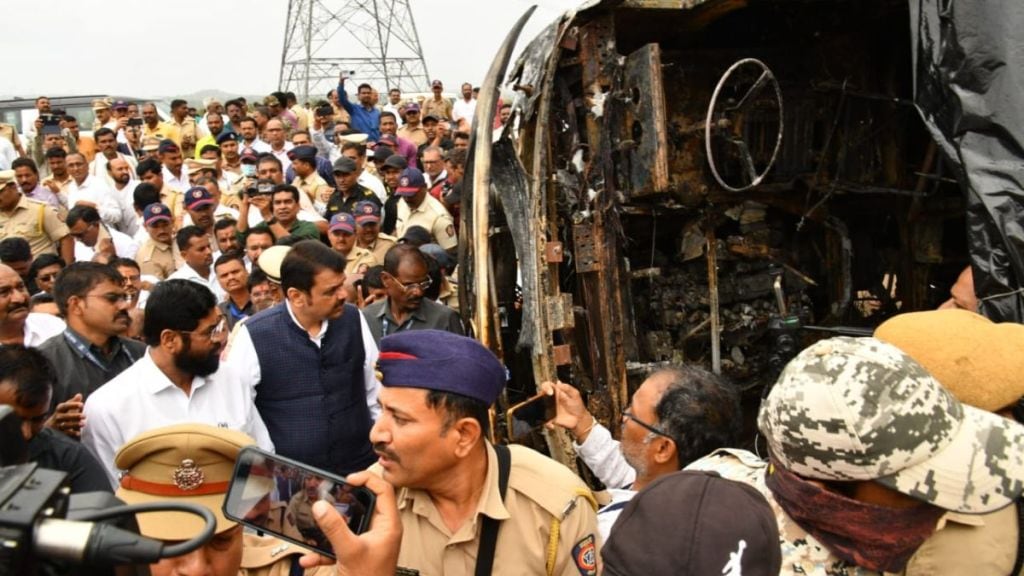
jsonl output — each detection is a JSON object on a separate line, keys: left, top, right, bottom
{"left": 222, "top": 446, "right": 375, "bottom": 558}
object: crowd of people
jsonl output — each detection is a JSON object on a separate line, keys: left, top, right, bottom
{"left": 0, "top": 77, "right": 1021, "bottom": 576}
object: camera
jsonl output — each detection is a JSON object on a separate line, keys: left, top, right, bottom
{"left": 246, "top": 179, "right": 276, "bottom": 198}
{"left": 0, "top": 407, "right": 216, "bottom": 576}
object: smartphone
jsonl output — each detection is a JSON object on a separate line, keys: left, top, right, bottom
{"left": 41, "top": 115, "right": 61, "bottom": 127}
{"left": 222, "top": 446, "right": 376, "bottom": 558}
{"left": 127, "top": 117, "right": 143, "bottom": 127}
{"left": 505, "top": 390, "right": 558, "bottom": 437}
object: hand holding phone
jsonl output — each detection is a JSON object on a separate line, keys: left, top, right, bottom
{"left": 297, "top": 471, "right": 403, "bottom": 576}
{"left": 222, "top": 447, "right": 376, "bottom": 558}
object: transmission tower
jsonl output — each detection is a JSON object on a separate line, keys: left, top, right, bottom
{"left": 279, "top": 0, "right": 431, "bottom": 104}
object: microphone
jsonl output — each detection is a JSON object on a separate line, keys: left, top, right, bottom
{"left": 33, "top": 518, "right": 164, "bottom": 565}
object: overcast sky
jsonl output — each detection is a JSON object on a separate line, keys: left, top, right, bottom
{"left": 5, "top": 0, "right": 580, "bottom": 100}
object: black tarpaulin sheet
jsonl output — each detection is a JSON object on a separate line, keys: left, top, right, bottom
{"left": 910, "top": 0, "right": 1024, "bottom": 322}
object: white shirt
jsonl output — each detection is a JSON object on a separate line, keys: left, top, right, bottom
{"left": 167, "top": 262, "right": 226, "bottom": 301}
{"left": 162, "top": 166, "right": 190, "bottom": 193}
{"left": 109, "top": 181, "right": 140, "bottom": 236}
{"left": 243, "top": 139, "right": 272, "bottom": 154}
{"left": 71, "top": 176, "right": 132, "bottom": 235}
{"left": 23, "top": 312, "right": 66, "bottom": 347}
{"left": 425, "top": 168, "right": 448, "bottom": 189}
{"left": 225, "top": 301, "right": 382, "bottom": 421}
{"left": 132, "top": 226, "right": 151, "bottom": 246}
{"left": 358, "top": 171, "right": 387, "bottom": 204}
{"left": 452, "top": 98, "right": 477, "bottom": 124}
{"left": 0, "top": 137, "right": 16, "bottom": 170}
{"left": 382, "top": 103, "right": 404, "bottom": 127}
{"left": 270, "top": 142, "right": 294, "bottom": 172}
{"left": 89, "top": 152, "right": 138, "bottom": 185}
{"left": 82, "top": 350, "right": 275, "bottom": 487}
{"left": 74, "top": 224, "right": 140, "bottom": 261}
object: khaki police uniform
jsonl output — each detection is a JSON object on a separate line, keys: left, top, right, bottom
{"left": 143, "top": 121, "right": 178, "bottom": 142}
{"left": 0, "top": 196, "right": 69, "bottom": 257}
{"left": 343, "top": 245, "right": 377, "bottom": 275}
{"left": 239, "top": 534, "right": 334, "bottom": 576}
{"left": 376, "top": 443, "right": 600, "bottom": 576}
{"left": 160, "top": 185, "right": 185, "bottom": 225}
{"left": 395, "top": 195, "right": 457, "bottom": 250}
{"left": 292, "top": 173, "right": 333, "bottom": 205}
{"left": 41, "top": 174, "right": 75, "bottom": 207}
{"left": 0, "top": 124, "right": 23, "bottom": 154}
{"left": 113, "top": 424, "right": 335, "bottom": 576}
{"left": 135, "top": 238, "right": 183, "bottom": 280}
{"left": 422, "top": 97, "right": 453, "bottom": 121}
{"left": 171, "top": 116, "right": 198, "bottom": 156}
{"left": 362, "top": 233, "right": 397, "bottom": 264}
{"left": 437, "top": 275, "right": 459, "bottom": 311}
{"left": 283, "top": 491, "right": 336, "bottom": 545}
{"left": 397, "top": 124, "right": 428, "bottom": 147}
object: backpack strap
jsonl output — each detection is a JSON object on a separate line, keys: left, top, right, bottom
{"left": 474, "top": 444, "right": 511, "bottom": 576}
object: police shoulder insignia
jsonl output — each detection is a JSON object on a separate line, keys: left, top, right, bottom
{"left": 572, "top": 534, "right": 597, "bottom": 576}
{"left": 445, "top": 224, "right": 455, "bottom": 237}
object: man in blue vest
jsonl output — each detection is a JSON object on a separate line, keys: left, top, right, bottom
{"left": 225, "top": 240, "right": 380, "bottom": 475}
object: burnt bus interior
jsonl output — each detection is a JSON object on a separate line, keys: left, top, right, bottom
{"left": 476, "top": 0, "right": 967, "bottom": 464}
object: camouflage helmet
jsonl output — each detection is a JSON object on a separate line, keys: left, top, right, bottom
{"left": 758, "top": 336, "right": 1024, "bottom": 514}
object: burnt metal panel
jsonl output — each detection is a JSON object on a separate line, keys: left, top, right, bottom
{"left": 573, "top": 222, "right": 603, "bottom": 273}
{"left": 622, "top": 44, "right": 671, "bottom": 196}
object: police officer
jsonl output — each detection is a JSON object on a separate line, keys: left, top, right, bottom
{"left": 134, "top": 203, "right": 183, "bottom": 280}
{"left": 289, "top": 145, "right": 333, "bottom": 207}
{"left": 0, "top": 170, "right": 74, "bottom": 263}
{"left": 353, "top": 200, "right": 396, "bottom": 264}
{"left": 370, "top": 329, "right": 600, "bottom": 576}
{"left": 284, "top": 474, "right": 336, "bottom": 549}
{"left": 392, "top": 167, "right": 457, "bottom": 253}
{"left": 327, "top": 213, "right": 377, "bottom": 274}
{"left": 113, "top": 423, "right": 334, "bottom": 575}
{"left": 323, "top": 156, "right": 380, "bottom": 221}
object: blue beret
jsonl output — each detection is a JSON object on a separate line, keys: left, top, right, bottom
{"left": 288, "top": 145, "right": 318, "bottom": 162}
{"left": 378, "top": 330, "right": 506, "bottom": 404}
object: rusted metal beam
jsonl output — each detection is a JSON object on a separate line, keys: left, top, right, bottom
{"left": 706, "top": 225, "right": 722, "bottom": 374}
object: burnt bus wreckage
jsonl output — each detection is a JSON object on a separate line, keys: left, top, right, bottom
{"left": 460, "top": 0, "right": 1024, "bottom": 469}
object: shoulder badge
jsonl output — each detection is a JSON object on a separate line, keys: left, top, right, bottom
{"left": 172, "top": 458, "right": 205, "bottom": 491}
{"left": 445, "top": 224, "right": 455, "bottom": 238}
{"left": 572, "top": 534, "right": 597, "bottom": 576}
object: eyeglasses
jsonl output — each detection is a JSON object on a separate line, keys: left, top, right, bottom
{"left": 178, "top": 317, "right": 228, "bottom": 340}
{"left": 86, "top": 292, "right": 129, "bottom": 305}
{"left": 621, "top": 409, "right": 670, "bottom": 439}
{"left": 69, "top": 222, "right": 97, "bottom": 239}
{"left": 388, "top": 275, "right": 432, "bottom": 295}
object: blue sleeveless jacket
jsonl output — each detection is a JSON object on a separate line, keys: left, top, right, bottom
{"left": 247, "top": 303, "right": 376, "bottom": 475}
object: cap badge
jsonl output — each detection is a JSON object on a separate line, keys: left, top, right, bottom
{"left": 151, "top": 205, "right": 163, "bottom": 213}
{"left": 172, "top": 458, "right": 206, "bottom": 491}
{"left": 192, "top": 190, "right": 203, "bottom": 198}
{"left": 400, "top": 177, "right": 409, "bottom": 186}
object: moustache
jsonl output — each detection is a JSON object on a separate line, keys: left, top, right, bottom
{"left": 372, "top": 443, "right": 400, "bottom": 464}
{"left": 6, "top": 304, "right": 27, "bottom": 314}
{"left": 115, "top": 311, "right": 131, "bottom": 323}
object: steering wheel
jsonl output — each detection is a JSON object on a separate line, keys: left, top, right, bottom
{"left": 704, "top": 58, "right": 784, "bottom": 192}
